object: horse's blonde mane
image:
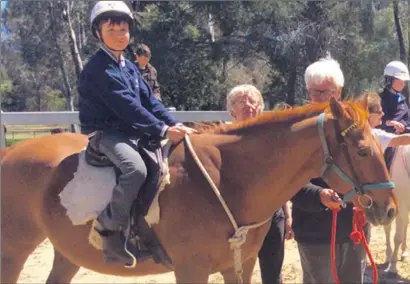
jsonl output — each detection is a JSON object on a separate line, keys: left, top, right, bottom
{"left": 203, "top": 100, "right": 368, "bottom": 134}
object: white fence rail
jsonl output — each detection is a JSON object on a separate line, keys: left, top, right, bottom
{"left": 0, "top": 111, "right": 232, "bottom": 148}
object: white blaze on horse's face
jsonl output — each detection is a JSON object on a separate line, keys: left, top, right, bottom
{"left": 323, "top": 98, "right": 397, "bottom": 226}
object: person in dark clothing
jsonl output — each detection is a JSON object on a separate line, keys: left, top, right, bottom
{"left": 133, "top": 44, "right": 162, "bottom": 101}
{"left": 378, "top": 61, "right": 410, "bottom": 169}
{"left": 379, "top": 61, "right": 410, "bottom": 133}
{"left": 292, "top": 57, "right": 369, "bottom": 284}
{"left": 79, "top": 1, "right": 196, "bottom": 265}
{"left": 258, "top": 207, "right": 292, "bottom": 284}
{"left": 226, "top": 84, "right": 293, "bottom": 284}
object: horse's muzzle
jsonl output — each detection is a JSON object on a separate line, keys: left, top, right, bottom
{"left": 365, "top": 202, "right": 396, "bottom": 226}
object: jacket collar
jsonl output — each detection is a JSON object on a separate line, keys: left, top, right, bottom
{"left": 100, "top": 45, "right": 126, "bottom": 67}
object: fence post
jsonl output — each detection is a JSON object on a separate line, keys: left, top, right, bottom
{"left": 0, "top": 122, "right": 5, "bottom": 149}
{"left": 0, "top": 110, "right": 5, "bottom": 149}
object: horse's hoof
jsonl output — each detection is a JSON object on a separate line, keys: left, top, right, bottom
{"left": 383, "top": 271, "right": 399, "bottom": 279}
{"left": 401, "top": 251, "right": 409, "bottom": 260}
{"left": 383, "top": 262, "right": 391, "bottom": 273}
{"left": 384, "top": 262, "right": 399, "bottom": 275}
{"left": 379, "top": 262, "right": 389, "bottom": 270}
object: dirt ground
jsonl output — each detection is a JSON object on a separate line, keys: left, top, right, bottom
{"left": 17, "top": 224, "right": 410, "bottom": 283}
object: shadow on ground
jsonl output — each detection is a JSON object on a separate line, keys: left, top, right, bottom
{"left": 364, "top": 263, "right": 410, "bottom": 284}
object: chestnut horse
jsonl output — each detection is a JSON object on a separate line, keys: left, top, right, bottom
{"left": 1, "top": 98, "right": 397, "bottom": 283}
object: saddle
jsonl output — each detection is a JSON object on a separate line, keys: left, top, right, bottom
{"left": 84, "top": 132, "right": 173, "bottom": 269}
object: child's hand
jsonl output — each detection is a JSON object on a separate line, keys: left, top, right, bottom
{"left": 386, "top": 120, "right": 406, "bottom": 133}
{"left": 178, "top": 125, "right": 198, "bottom": 135}
{"left": 165, "top": 126, "right": 198, "bottom": 144}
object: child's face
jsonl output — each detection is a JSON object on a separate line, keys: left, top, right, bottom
{"left": 368, "top": 103, "right": 384, "bottom": 128}
{"left": 98, "top": 20, "right": 130, "bottom": 51}
{"left": 136, "top": 55, "right": 151, "bottom": 67}
{"left": 392, "top": 78, "right": 405, "bottom": 92}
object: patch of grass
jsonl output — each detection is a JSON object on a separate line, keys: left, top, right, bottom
{"left": 4, "top": 124, "right": 71, "bottom": 142}
{"left": 5, "top": 131, "right": 50, "bottom": 140}
{"left": 3, "top": 125, "right": 74, "bottom": 147}
{"left": 6, "top": 124, "right": 69, "bottom": 131}
{"left": 6, "top": 138, "right": 27, "bottom": 147}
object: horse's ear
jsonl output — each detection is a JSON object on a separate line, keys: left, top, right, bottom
{"left": 329, "top": 97, "right": 346, "bottom": 119}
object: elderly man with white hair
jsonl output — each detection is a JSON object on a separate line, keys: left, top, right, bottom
{"left": 290, "top": 57, "right": 369, "bottom": 284}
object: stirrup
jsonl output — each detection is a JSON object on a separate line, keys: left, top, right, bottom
{"left": 124, "top": 215, "right": 137, "bottom": 268}
{"left": 124, "top": 234, "right": 137, "bottom": 268}
{"left": 123, "top": 215, "right": 153, "bottom": 268}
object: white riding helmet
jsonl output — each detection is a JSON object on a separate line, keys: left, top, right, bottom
{"left": 90, "top": 1, "right": 134, "bottom": 38}
{"left": 383, "top": 61, "right": 410, "bottom": 81}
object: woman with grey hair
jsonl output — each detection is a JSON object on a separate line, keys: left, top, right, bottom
{"left": 227, "top": 84, "right": 293, "bottom": 284}
{"left": 291, "top": 57, "right": 369, "bottom": 284}
{"left": 226, "top": 84, "right": 265, "bottom": 120}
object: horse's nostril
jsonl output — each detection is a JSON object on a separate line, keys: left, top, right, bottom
{"left": 387, "top": 207, "right": 396, "bottom": 220}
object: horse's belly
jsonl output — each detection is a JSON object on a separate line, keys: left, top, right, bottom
{"left": 42, "top": 205, "right": 171, "bottom": 277}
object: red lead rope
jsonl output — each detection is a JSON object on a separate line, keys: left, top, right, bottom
{"left": 331, "top": 207, "right": 378, "bottom": 284}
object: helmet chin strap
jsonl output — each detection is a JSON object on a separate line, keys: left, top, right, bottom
{"left": 391, "top": 87, "right": 400, "bottom": 93}
{"left": 100, "top": 40, "right": 125, "bottom": 52}
{"left": 105, "top": 45, "right": 125, "bottom": 52}
{"left": 390, "top": 80, "right": 401, "bottom": 94}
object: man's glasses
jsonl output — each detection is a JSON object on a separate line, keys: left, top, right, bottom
{"left": 309, "top": 89, "right": 337, "bottom": 97}
{"left": 232, "top": 97, "right": 260, "bottom": 108}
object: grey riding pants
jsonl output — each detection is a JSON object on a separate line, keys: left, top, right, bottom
{"left": 97, "top": 129, "right": 148, "bottom": 231}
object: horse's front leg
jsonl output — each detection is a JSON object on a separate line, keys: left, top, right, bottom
{"left": 385, "top": 209, "right": 407, "bottom": 274}
{"left": 384, "top": 223, "right": 393, "bottom": 264}
{"left": 220, "top": 256, "right": 257, "bottom": 284}
{"left": 400, "top": 208, "right": 409, "bottom": 260}
{"left": 174, "top": 263, "right": 210, "bottom": 284}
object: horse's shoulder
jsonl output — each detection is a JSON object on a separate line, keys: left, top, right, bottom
{"left": 169, "top": 134, "right": 222, "bottom": 174}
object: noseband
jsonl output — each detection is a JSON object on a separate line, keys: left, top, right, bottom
{"left": 317, "top": 113, "right": 395, "bottom": 203}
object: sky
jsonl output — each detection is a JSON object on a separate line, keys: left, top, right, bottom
{"left": 1, "top": 1, "right": 7, "bottom": 11}
{"left": 1, "top": 1, "right": 7, "bottom": 37}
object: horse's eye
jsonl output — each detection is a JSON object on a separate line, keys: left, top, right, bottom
{"left": 358, "top": 148, "right": 370, "bottom": 157}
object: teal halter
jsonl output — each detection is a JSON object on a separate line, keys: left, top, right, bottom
{"left": 317, "top": 113, "right": 395, "bottom": 202}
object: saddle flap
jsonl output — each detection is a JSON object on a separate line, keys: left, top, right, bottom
{"left": 85, "top": 144, "right": 114, "bottom": 167}
{"left": 85, "top": 132, "right": 114, "bottom": 167}
{"left": 134, "top": 139, "right": 172, "bottom": 217}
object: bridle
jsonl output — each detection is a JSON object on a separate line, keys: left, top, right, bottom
{"left": 317, "top": 113, "right": 395, "bottom": 205}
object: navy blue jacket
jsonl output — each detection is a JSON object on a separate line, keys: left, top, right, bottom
{"left": 78, "top": 47, "right": 178, "bottom": 137}
{"left": 291, "top": 178, "right": 368, "bottom": 244}
{"left": 379, "top": 88, "right": 410, "bottom": 133}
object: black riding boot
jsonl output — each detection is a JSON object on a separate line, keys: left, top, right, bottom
{"left": 95, "top": 206, "right": 135, "bottom": 265}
